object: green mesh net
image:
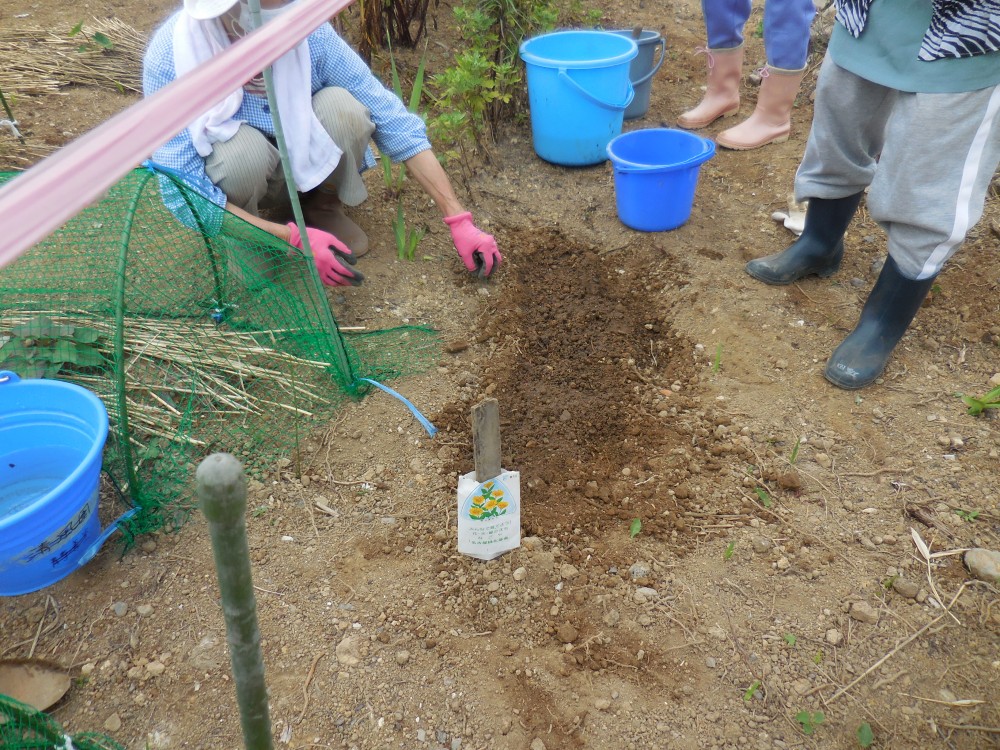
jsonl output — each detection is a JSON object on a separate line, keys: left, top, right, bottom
{"left": 0, "top": 166, "right": 440, "bottom": 543}
{"left": 0, "top": 693, "right": 125, "bottom": 750}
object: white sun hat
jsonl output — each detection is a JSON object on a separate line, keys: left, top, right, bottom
{"left": 183, "top": 0, "right": 240, "bottom": 19}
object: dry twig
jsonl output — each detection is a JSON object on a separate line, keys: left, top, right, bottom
{"left": 296, "top": 652, "right": 324, "bottom": 723}
{"left": 827, "top": 582, "right": 971, "bottom": 703}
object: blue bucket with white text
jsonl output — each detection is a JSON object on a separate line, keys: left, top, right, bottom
{"left": 607, "top": 128, "right": 715, "bottom": 231}
{"left": 520, "top": 30, "right": 638, "bottom": 166}
{"left": 0, "top": 371, "right": 134, "bottom": 595}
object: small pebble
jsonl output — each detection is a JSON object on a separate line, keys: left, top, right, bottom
{"left": 556, "top": 623, "right": 578, "bottom": 644}
{"left": 112, "top": 602, "right": 128, "bottom": 617}
{"left": 145, "top": 661, "right": 166, "bottom": 677}
{"left": 965, "top": 548, "right": 1000, "bottom": 582}
{"left": 849, "top": 601, "right": 879, "bottom": 624}
{"left": 559, "top": 564, "right": 579, "bottom": 580}
{"left": 629, "top": 562, "right": 651, "bottom": 580}
{"left": 892, "top": 578, "right": 920, "bottom": 599}
{"left": 751, "top": 536, "right": 771, "bottom": 554}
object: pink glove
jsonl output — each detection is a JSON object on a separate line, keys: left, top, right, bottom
{"left": 286, "top": 222, "right": 363, "bottom": 287}
{"left": 444, "top": 212, "right": 501, "bottom": 278}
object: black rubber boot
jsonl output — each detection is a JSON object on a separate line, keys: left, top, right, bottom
{"left": 745, "top": 193, "right": 864, "bottom": 285}
{"left": 824, "top": 255, "right": 936, "bottom": 389}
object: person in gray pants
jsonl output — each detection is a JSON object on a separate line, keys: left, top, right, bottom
{"left": 745, "top": 0, "right": 1000, "bottom": 389}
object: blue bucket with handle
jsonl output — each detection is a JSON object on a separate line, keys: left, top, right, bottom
{"left": 0, "top": 371, "right": 137, "bottom": 596}
{"left": 520, "top": 30, "right": 638, "bottom": 166}
{"left": 608, "top": 29, "right": 666, "bottom": 120}
{"left": 607, "top": 128, "right": 716, "bottom": 231}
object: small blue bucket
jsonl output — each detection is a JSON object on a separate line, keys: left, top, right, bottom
{"left": 520, "top": 30, "right": 638, "bottom": 166}
{"left": 0, "top": 371, "right": 134, "bottom": 596}
{"left": 607, "top": 128, "right": 716, "bottom": 232}
{"left": 608, "top": 29, "right": 666, "bottom": 120}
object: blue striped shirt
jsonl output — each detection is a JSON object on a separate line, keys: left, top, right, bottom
{"left": 142, "top": 12, "right": 430, "bottom": 211}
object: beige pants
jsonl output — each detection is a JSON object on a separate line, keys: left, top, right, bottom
{"left": 205, "top": 87, "right": 375, "bottom": 215}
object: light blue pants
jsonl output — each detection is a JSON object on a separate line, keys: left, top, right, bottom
{"left": 701, "top": 0, "right": 815, "bottom": 69}
{"left": 795, "top": 55, "right": 1000, "bottom": 280}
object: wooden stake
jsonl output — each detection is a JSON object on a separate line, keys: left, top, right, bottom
{"left": 198, "top": 453, "right": 274, "bottom": 750}
{"left": 472, "top": 398, "right": 502, "bottom": 482}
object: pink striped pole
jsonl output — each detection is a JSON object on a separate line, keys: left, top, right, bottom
{"left": 0, "top": 0, "right": 352, "bottom": 268}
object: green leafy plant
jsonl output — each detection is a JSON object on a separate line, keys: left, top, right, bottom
{"left": 382, "top": 38, "right": 427, "bottom": 260}
{"left": 789, "top": 437, "right": 801, "bottom": 465}
{"left": 712, "top": 343, "right": 723, "bottom": 373}
{"left": 392, "top": 201, "right": 426, "bottom": 261}
{"left": 428, "top": 0, "right": 556, "bottom": 165}
{"left": 754, "top": 486, "right": 773, "bottom": 509}
{"left": 795, "top": 710, "right": 825, "bottom": 736}
{"left": 957, "top": 384, "right": 1000, "bottom": 415}
{"left": 70, "top": 20, "right": 114, "bottom": 52}
{"left": 857, "top": 722, "right": 875, "bottom": 748}
{"left": 743, "top": 680, "right": 761, "bottom": 702}
{"left": 813, "top": 650, "right": 824, "bottom": 665}
{"left": 783, "top": 633, "right": 797, "bottom": 646}
{"left": 0, "top": 316, "right": 106, "bottom": 378}
{"left": 955, "top": 508, "right": 980, "bottom": 522}
{"left": 724, "top": 541, "right": 735, "bottom": 561}
{"left": 629, "top": 518, "right": 642, "bottom": 538}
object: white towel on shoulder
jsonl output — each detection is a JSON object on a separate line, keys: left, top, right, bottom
{"left": 172, "top": 11, "right": 341, "bottom": 192}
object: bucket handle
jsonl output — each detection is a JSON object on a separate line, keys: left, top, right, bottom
{"left": 558, "top": 69, "right": 635, "bottom": 111}
{"left": 76, "top": 507, "right": 140, "bottom": 568}
{"left": 0, "top": 370, "right": 21, "bottom": 385}
{"left": 632, "top": 37, "right": 666, "bottom": 87}
{"left": 613, "top": 138, "right": 716, "bottom": 173}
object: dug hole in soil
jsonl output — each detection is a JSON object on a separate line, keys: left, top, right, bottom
{"left": 1, "top": 1, "right": 999, "bottom": 749}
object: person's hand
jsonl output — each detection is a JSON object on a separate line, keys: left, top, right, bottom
{"left": 443, "top": 212, "right": 501, "bottom": 278}
{"left": 286, "top": 222, "right": 364, "bottom": 287}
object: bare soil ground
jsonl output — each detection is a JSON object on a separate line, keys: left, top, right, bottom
{"left": 2, "top": 1, "right": 999, "bottom": 749}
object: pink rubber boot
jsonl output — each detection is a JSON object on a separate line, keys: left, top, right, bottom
{"left": 676, "top": 46, "right": 743, "bottom": 130}
{"left": 716, "top": 65, "right": 805, "bottom": 150}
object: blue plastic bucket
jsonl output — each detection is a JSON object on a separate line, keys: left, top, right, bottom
{"left": 608, "top": 29, "right": 666, "bottom": 120}
{"left": 520, "top": 30, "right": 638, "bottom": 166}
{"left": 0, "top": 371, "right": 133, "bottom": 596}
{"left": 607, "top": 128, "right": 716, "bottom": 231}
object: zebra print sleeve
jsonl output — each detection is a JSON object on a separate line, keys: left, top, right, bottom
{"left": 835, "top": 0, "right": 872, "bottom": 38}
{"left": 918, "top": 0, "right": 1000, "bottom": 60}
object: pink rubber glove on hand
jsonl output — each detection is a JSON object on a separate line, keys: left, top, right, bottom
{"left": 286, "top": 222, "right": 363, "bottom": 287}
{"left": 444, "top": 212, "right": 501, "bottom": 278}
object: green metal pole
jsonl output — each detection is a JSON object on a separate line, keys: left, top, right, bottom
{"left": 197, "top": 453, "right": 273, "bottom": 750}
{"left": 0, "top": 84, "right": 25, "bottom": 144}
{"left": 247, "top": 0, "right": 355, "bottom": 387}
{"left": 113, "top": 170, "right": 153, "bottom": 506}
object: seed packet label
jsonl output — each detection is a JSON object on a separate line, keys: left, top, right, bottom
{"left": 457, "top": 470, "right": 520, "bottom": 561}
